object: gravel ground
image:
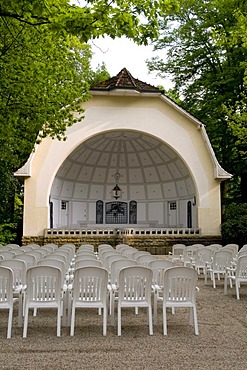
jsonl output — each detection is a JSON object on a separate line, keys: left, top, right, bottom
{"left": 0, "top": 270, "right": 247, "bottom": 370}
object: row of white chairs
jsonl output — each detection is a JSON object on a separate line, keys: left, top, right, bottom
{"left": 0, "top": 243, "right": 199, "bottom": 339}
{"left": 169, "top": 243, "right": 247, "bottom": 298}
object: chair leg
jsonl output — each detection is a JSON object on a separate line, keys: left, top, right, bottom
{"left": 193, "top": 306, "right": 199, "bottom": 335}
{"left": 18, "top": 292, "right": 23, "bottom": 327}
{"left": 110, "top": 292, "right": 115, "bottom": 327}
{"left": 153, "top": 292, "right": 158, "bottom": 326}
{"left": 70, "top": 305, "right": 75, "bottom": 336}
{"left": 224, "top": 274, "right": 228, "bottom": 295}
{"left": 236, "top": 281, "right": 240, "bottom": 300}
{"left": 7, "top": 307, "right": 13, "bottom": 339}
{"left": 23, "top": 306, "right": 29, "bottom": 338}
{"left": 213, "top": 273, "right": 216, "bottom": 288}
{"left": 148, "top": 306, "right": 153, "bottom": 335}
{"left": 103, "top": 306, "right": 107, "bottom": 336}
{"left": 117, "top": 305, "right": 121, "bottom": 336}
{"left": 189, "top": 307, "right": 193, "bottom": 325}
{"left": 57, "top": 306, "right": 61, "bottom": 337}
{"left": 163, "top": 304, "right": 167, "bottom": 336}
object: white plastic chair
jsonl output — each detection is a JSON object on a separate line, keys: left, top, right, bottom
{"left": 0, "top": 259, "right": 27, "bottom": 327}
{"left": 205, "top": 250, "right": 233, "bottom": 288}
{"left": 181, "top": 246, "right": 200, "bottom": 267}
{"left": 148, "top": 259, "right": 173, "bottom": 325}
{"left": 70, "top": 266, "right": 108, "bottom": 336}
{"left": 224, "top": 255, "right": 247, "bottom": 299}
{"left": 117, "top": 266, "right": 153, "bottom": 336}
{"left": 0, "top": 266, "right": 19, "bottom": 338}
{"left": 193, "top": 248, "right": 213, "bottom": 275}
{"left": 162, "top": 266, "right": 199, "bottom": 335}
{"left": 23, "top": 266, "right": 63, "bottom": 337}
{"left": 109, "top": 259, "right": 138, "bottom": 318}
{"left": 169, "top": 244, "right": 186, "bottom": 263}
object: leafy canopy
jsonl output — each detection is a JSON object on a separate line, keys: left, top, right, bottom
{"left": 147, "top": 0, "right": 247, "bottom": 202}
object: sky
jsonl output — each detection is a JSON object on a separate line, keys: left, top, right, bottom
{"left": 89, "top": 36, "right": 173, "bottom": 90}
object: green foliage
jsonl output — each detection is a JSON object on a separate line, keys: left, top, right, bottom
{"left": 88, "top": 62, "right": 111, "bottom": 85}
{"left": 147, "top": 0, "right": 247, "bottom": 203}
{"left": 0, "top": 223, "right": 18, "bottom": 245}
{"left": 0, "top": 0, "right": 179, "bottom": 45}
{"left": 221, "top": 203, "right": 247, "bottom": 247}
{"left": 0, "top": 0, "right": 179, "bottom": 243}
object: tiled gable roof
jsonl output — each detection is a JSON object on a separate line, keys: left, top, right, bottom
{"left": 90, "top": 68, "right": 163, "bottom": 93}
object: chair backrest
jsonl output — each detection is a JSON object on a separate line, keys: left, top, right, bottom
{"left": 0, "top": 251, "right": 15, "bottom": 260}
{"left": 11, "top": 249, "right": 24, "bottom": 256}
{"left": 5, "top": 244, "right": 20, "bottom": 249}
{"left": 223, "top": 244, "right": 239, "bottom": 256}
{"left": 0, "top": 259, "right": 27, "bottom": 288}
{"left": 78, "top": 244, "right": 94, "bottom": 252}
{"left": 110, "top": 259, "right": 138, "bottom": 285}
{"left": 185, "top": 245, "right": 201, "bottom": 256}
{"left": 27, "top": 250, "right": 44, "bottom": 262}
{"left": 207, "top": 244, "right": 222, "bottom": 252}
{"left": 26, "top": 244, "right": 40, "bottom": 250}
{"left": 76, "top": 251, "right": 97, "bottom": 259}
{"left": 0, "top": 246, "right": 13, "bottom": 251}
{"left": 194, "top": 248, "right": 213, "bottom": 265}
{"left": 99, "top": 250, "right": 120, "bottom": 264}
{"left": 236, "top": 249, "right": 247, "bottom": 258}
{"left": 75, "top": 259, "right": 102, "bottom": 269}
{"left": 148, "top": 259, "right": 173, "bottom": 287}
{"left": 171, "top": 244, "right": 186, "bottom": 259}
{"left": 115, "top": 244, "right": 130, "bottom": 252}
{"left": 104, "top": 254, "right": 126, "bottom": 272}
{"left": 60, "top": 244, "right": 76, "bottom": 259}
{"left": 38, "top": 259, "right": 66, "bottom": 281}
{"left": 73, "top": 266, "right": 108, "bottom": 304}
{"left": 136, "top": 254, "right": 157, "bottom": 267}
{"left": 118, "top": 266, "right": 153, "bottom": 304}
{"left": 191, "top": 244, "right": 205, "bottom": 249}
{"left": 0, "top": 266, "right": 14, "bottom": 306}
{"left": 235, "top": 255, "right": 247, "bottom": 279}
{"left": 21, "top": 246, "right": 34, "bottom": 253}
{"left": 241, "top": 244, "right": 247, "bottom": 252}
{"left": 131, "top": 251, "right": 151, "bottom": 261}
{"left": 42, "top": 244, "right": 58, "bottom": 252}
{"left": 26, "top": 266, "right": 62, "bottom": 303}
{"left": 163, "top": 266, "right": 198, "bottom": 303}
{"left": 212, "top": 250, "right": 233, "bottom": 270}
{"left": 121, "top": 247, "right": 138, "bottom": 258}
{"left": 14, "top": 254, "right": 37, "bottom": 269}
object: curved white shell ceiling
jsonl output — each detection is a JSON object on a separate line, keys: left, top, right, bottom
{"left": 51, "top": 131, "right": 195, "bottom": 201}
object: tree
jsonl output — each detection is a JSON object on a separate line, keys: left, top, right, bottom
{"left": 0, "top": 0, "right": 179, "bottom": 243}
{"left": 147, "top": 0, "right": 247, "bottom": 203}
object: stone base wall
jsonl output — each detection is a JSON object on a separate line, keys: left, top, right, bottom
{"left": 22, "top": 235, "right": 222, "bottom": 254}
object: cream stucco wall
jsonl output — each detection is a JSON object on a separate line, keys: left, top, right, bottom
{"left": 19, "top": 93, "right": 229, "bottom": 237}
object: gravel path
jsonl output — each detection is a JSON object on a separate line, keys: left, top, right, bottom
{"left": 0, "top": 273, "right": 247, "bottom": 369}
